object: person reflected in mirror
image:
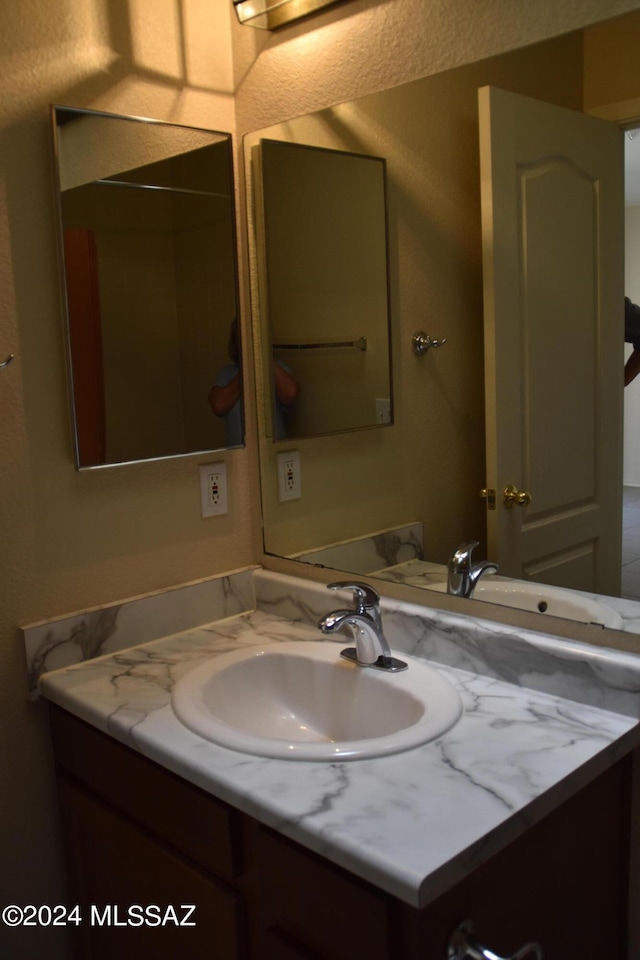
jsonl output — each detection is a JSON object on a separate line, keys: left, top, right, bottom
{"left": 271, "top": 354, "right": 300, "bottom": 439}
{"left": 625, "top": 297, "right": 640, "bottom": 386}
{"left": 209, "top": 320, "right": 300, "bottom": 442}
{"left": 209, "top": 319, "right": 243, "bottom": 446}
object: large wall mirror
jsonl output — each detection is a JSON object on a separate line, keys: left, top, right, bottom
{"left": 245, "top": 10, "right": 640, "bottom": 641}
{"left": 52, "top": 106, "right": 242, "bottom": 469}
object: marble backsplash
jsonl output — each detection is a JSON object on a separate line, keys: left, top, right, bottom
{"left": 253, "top": 570, "right": 640, "bottom": 718}
{"left": 22, "top": 566, "right": 257, "bottom": 698}
{"left": 25, "top": 561, "right": 640, "bottom": 719}
{"left": 290, "top": 522, "right": 423, "bottom": 574}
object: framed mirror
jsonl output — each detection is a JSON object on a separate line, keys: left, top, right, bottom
{"left": 254, "top": 138, "right": 392, "bottom": 441}
{"left": 244, "top": 12, "right": 640, "bottom": 640}
{"left": 51, "top": 105, "right": 242, "bottom": 469}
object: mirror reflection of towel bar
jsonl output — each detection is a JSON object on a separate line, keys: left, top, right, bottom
{"left": 94, "top": 179, "right": 230, "bottom": 200}
{"left": 273, "top": 337, "right": 367, "bottom": 351}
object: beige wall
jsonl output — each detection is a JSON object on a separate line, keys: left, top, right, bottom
{"left": 99, "top": 209, "right": 185, "bottom": 461}
{"left": 584, "top": 9, "right": 640, "bottom": 112}
{"left": 0, "top": 3, "right": 252, "bottom": 956}
{"left": 2, "top": 1, "right": 640, "bottom": 957}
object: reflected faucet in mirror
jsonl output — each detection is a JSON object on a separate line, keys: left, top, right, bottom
{"left": 447, "top": 542, "right": 498, "bottom": 599}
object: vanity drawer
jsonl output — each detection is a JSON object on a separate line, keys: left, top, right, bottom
{"left": 49, "top": 705, "right": 242, "bottom": 882}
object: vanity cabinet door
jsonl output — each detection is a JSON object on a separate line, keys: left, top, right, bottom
{"left": 247, "top": 823, "right": 390, "bottom": 960}
{"left": 50, "top": 705, "right": 241, "bottom": 882}
{"left": 395, "top": 757, "right": 631, "bottom": 960}
{"left": 59, "top": 776, "right": 245, "bottom": 960}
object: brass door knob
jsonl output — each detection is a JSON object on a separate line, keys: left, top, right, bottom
{"left": 503, "top": 484, "right": 532, "bottom": 508}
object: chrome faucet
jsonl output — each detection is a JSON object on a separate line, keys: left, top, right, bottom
{"left": 447, "top": 541, "right": 498, "bottom": 598}
{"left": 318, "top": 581, "right": 407, "bottom": 672}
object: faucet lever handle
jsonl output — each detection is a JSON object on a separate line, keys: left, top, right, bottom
{"left": 449, "top": 541, "right": 480, "bottom": 570}
{"left": 327, "top": 581, "right": 380, "bottom": 613}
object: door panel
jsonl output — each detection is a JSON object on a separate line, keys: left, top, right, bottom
{"left": 522, "top": 540, "right": 596, "bottom": 587}
{"left": 479, "top": 85, "right": 624, "bottom": 594}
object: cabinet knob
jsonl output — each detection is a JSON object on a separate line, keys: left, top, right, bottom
{"left": 448, "top": 920, "right": 543, "bottom": 960}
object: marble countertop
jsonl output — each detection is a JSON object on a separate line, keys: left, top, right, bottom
{"left": 38, "top": 600, "right": 640, "bottom": 909}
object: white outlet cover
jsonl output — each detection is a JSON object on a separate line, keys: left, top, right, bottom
{"left": 277, "top": 450, "right": 301, "bottom": 501}
{"left": 375, "top": 397, "right": 391, "bottom": 424}
{"left": 199, "top": 462, "right": 228, "bottom": 517}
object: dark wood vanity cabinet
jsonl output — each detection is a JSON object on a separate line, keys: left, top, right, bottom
{"left": 49, "top": 705, "right": 632, "bottom": 960}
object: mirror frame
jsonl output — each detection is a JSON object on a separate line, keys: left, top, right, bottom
{"left": 51, "top": 104, "right": 243, "bottom": 470}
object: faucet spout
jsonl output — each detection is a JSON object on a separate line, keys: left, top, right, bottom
{"left": 318, "top": 582, "right": 407, "bottom": 672}
{"left": 447, "top": 541, "right": 498, "bottom": 598}
{"left": 468, "top": 560, "right": 499, "bottom": 590}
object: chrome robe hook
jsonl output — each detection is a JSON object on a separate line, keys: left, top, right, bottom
{"left": 412, "top": 332, "right": 447, "bottom": 355}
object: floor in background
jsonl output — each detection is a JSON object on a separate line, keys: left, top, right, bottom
{"left": 623, "top": 486, "right": 640, "bottom": 599}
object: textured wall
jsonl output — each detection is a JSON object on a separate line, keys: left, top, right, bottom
{"left": 233, "top": 0, "right": 640, "bottom": 134}
{"left": 0, "top": 3, "right": 253, "bottom": 957}
{"left": 585, "top": 9, "right": 640, "bottom": 111}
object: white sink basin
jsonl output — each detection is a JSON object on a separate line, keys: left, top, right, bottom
{"left": 171, "top": 641, "right": 463, "bottom": 761}
{"left": 430, "top": 579, "right": 623, "bottom": 629}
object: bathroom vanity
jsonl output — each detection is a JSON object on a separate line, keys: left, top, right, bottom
{"left": 35, "top": 572, "right": 640, "bottom": 959}
{"left": 49, "top": 705, "right": 631, "bottom": 960}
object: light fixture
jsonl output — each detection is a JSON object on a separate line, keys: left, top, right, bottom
{"left": 233, "top": 0, "right": 345, "bottom": 30}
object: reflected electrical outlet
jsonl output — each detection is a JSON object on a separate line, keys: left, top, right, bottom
{"left": 277, "top": 451, "right": 301, "bottom": 502}
{"left": 375, "top": 398, "right": 391, "bottom": 424}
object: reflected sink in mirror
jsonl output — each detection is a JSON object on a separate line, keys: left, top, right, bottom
{"left": 429, "top": 580, "right": 623, "bottom": 630}
{"left": 171, "top": 640, "right": 462, "bottom": 760}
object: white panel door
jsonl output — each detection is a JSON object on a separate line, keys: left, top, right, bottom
{"left": 479, "top": 85, "right": 624, "bottom": 594}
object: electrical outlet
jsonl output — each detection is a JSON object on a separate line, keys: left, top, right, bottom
{"left": 375, "top": 398, "right": 391, "bottom": 424}
{"left": 199, "top": 462, "right": 228, "bottom": 517}
{"left": 277, "top": 451, "right": 301, "bottom": 502}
